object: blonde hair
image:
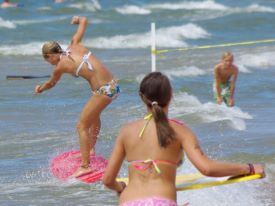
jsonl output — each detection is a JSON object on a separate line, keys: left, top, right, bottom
{"left": 42, "top": 41, "right": 63, "bottom": 58}
{"left": 222, "top": 52, "right": 233, "bottom": 60}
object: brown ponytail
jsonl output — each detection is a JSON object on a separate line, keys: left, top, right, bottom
{"left": 139, "top": 72, "right": 175, "bottom": 147}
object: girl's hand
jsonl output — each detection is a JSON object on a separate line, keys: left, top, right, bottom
{"left": 71, "top": 16, "right": 80, "bottom": 24}
{"left": 253, "top": 164, "right": 265, "bottom": 177}
{"left": 117, "top": 181, "right": 126, "bottom": 197}
{"left": 35, "top": 85, "right": 42, "bottom": 94}
{"left": 217, "top": 96, "right": 223, "bottom": 104}
{"left": 228, "top": 98, "right": 235, "bottom": 107}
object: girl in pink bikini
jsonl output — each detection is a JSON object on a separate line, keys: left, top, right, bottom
{"left": 103, "top": 72, "right": 264, "bottom": 206}
{"left": 35, "top": 16, "right": 120, "bottom": 177}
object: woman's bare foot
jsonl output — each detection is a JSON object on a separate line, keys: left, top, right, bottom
{"left": 90, "top": 148, "right": 96, "bottom": 156}
{"left": 71, "top": 165, "right": 93, "bottom": 178}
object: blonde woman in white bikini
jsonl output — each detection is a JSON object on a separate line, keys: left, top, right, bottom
{"left": 35, "top": 16, "right": 120, "bottom": 177}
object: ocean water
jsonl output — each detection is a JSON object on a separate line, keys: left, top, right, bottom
{"left": 0, "top": 0, "right": 275, "bottom": 205}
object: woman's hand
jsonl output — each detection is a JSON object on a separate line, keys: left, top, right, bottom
{"left": 253, "top": 164, "right": 265, "bottom": 177}
{"left": 116, "top": 181, "right": 126, "bottom": 197}
{"left": 35, "top": 85, "right": 42, "bottom": 94}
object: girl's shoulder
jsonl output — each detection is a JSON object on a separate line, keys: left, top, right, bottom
{"left": 119, "top": 119, "right": 144, "bottom": 135}
{"left": 122, "top": 119, "right": 143, "bottom": 129}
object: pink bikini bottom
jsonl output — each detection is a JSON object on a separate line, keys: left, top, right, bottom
{"left": 120, "top": 196, "right": 177, "bottom": 206}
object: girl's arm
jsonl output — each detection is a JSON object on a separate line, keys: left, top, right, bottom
{"left": 214, "top": 65, "right": 222, "bottom": 103}
{"left": 180, "top": 126, "right": 264, "bottom": 177}
{"left": 102, "top": 128, "right": 127, "bottom": 194}
{"left": 229, "top": 66, "right": 238, "bottom": 99}
{"left": 35, "top": 67, "right": 62, "bottom": 94}
{"left": 70, "top": 16, "right": 88, "bottom": 45}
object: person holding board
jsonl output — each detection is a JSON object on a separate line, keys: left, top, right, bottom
{"left": 103, "top": 72, "right": 264, "bottom": 206}
{"left": 213, "top": 52, "right": 238, "bottom": 107}
{"left": 35, "top": 16, "right": 120, "bottom": 177}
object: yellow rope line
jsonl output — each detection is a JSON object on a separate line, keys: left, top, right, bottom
{"left": 153, "top": 39, "right": 275, "bottom": 55}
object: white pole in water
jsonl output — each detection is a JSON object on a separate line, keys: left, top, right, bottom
{"left": 151, "top": 22, "right": 156, "bottom": 72}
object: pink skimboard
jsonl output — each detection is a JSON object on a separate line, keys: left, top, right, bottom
{"left": 50, "top": 150, "right": 108, "bottom": 183}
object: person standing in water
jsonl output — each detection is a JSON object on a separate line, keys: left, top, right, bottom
{"left": 35, "top": 16, "right": 120, "bottom": 177}
{"left": 1, "top": 0, "right": 19, "bottom": 8}
{"left": 103, "top": 72, "right": 264, "bottom": 206}
{"left": 213, "top": 52, "right": 238, "bottom": 107}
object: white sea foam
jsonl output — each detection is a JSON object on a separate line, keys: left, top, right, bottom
{"left": 237, "top": 51, "right": 275, "bottom": 73}
{"left": 85, "top": 23, "right": 209, "bottom": 49}
{"left": 0, "top": 42, "right": 39, "bottom": 55}
{"left": 0, "top": 42, "right": 68, "bottom": 56}
{"left": 164, "top": 66, "right": 206, "bottom": 79}
{"left": 217, "top": 3, "right": 275, "bottom": 15}
{"left": 68, "top": 1, "right": 101, "bottom": 12}
{"left": 5, "top": 15, "right": 103, "bottom": 26}
{"left": 158, "top": 23, "right": 210, "bottom": 40}
{"left": 0, "top": 17, "right": 16, "bottom": 29}
{"left": 177, "top": 179, "right": 263, "bottom": 206}
{"left": 116, "top": 5, "right": 151, "bottom": 15}
{"left": 37, "top": 6, "right": 52, "bottom": 11}
{"left": 197, "top": 2, "right": 272, "bottom": 21}
{"left": 114, "top": 1, "right": 274, "bottom": 22}
{"left": 145, "top": 1, "right": 274, "bottom": 14}
{"left": 170, "top": 92, "right": 252, "bottom": 130}
{"left": 91, "top": 0, "right": 101, "bottom": 10}
{"left": 241, "top": 4, "right": 275, "bottom": 13}
{"left": 146, "top": 0, "right": 228, "bottom": 11}
{"left": 13, "top": 16, "right": 69, "bottom": 26}
{"left": 0, "top": 23, "right": 208, "bottom": 54}
{"left": 112, "top": 1, "right": 274, "bottom": 25}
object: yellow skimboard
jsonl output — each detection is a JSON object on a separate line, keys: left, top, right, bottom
{"left": 117, "top": 173, "right": 263, "bottom": 191}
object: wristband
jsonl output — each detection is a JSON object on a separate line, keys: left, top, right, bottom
{"left": 248, "top": 163, "right": 255, "bottom": 175}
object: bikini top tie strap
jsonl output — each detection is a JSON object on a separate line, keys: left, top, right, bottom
{"left": 59, "top": 48, "right": 71, "bottom": 60}
{"left": 138, "top": 113, "right": 153, "bottom": 138}
{"left": 144, "top": 159, "right": 161, "bottom": 174}
{"left": 75, "top": 52, "right": 93, "bottom": 76}
{"left": 82, "top": 52, "right": 93, "bottom": 70}
{"left": 132, "top": 158, "right": 161, "bottom": 174}
{"left": 63, "top": 49, "right": 71, "bottom": 57}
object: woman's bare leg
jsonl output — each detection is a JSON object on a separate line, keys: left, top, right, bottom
{"left": 89, "top": 118, "right": 101, "bottom": 155}
{"left": 72, "top": 119, "right": 100, "bottom": 158}
{"left": 72, "top": 94, "right": 111, "bottom": 177}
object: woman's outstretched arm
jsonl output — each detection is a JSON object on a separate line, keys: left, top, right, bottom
{"left": 35, "top": 66, "right": 63, "bottom": 94}
{"left": 180, "top": 126, "right": 265, "bottom": 177}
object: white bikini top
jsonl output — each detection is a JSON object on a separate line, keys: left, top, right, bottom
{"left": 60, "top": 49, "right": 94, "bottom": 77}
{"left": 75, "top": 51, "right": 93, "bottom": 77}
